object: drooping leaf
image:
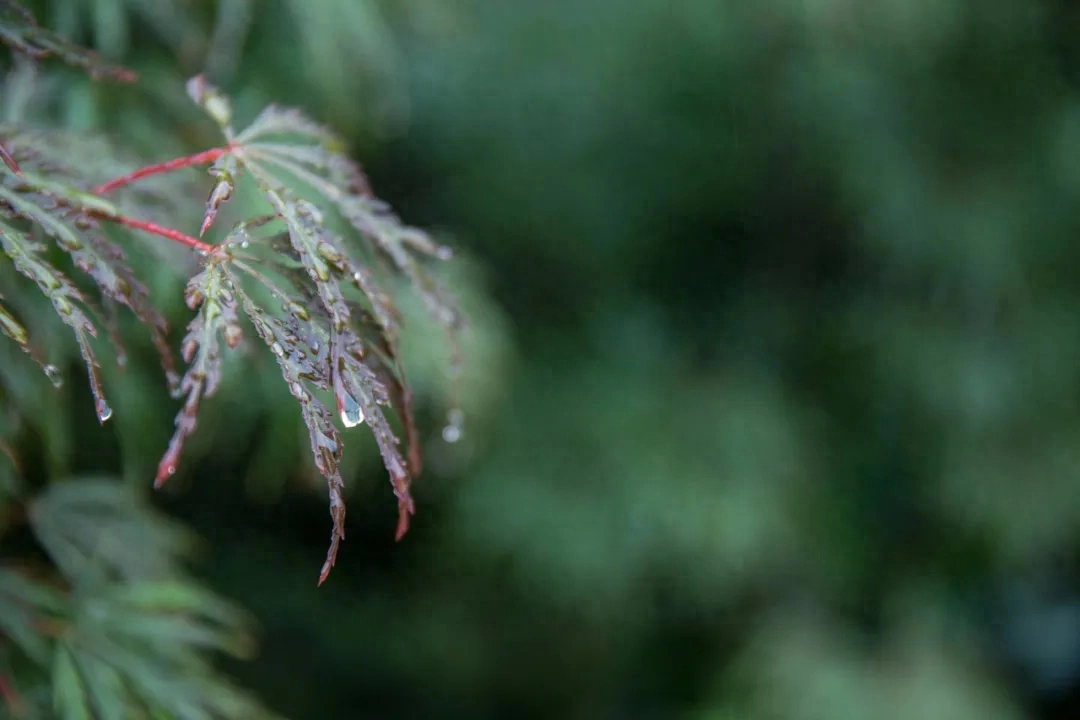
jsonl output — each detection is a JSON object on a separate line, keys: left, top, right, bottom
{"left": 0, "top": 177, "right": 178, "bottom": 392}
{"left": 232, "top": 269, "right": 346, "bottom": 584}
{"left": 155, "top": 77, "right": 465, "bottom": 579}
{"left": 0, "top": 132, "right": 189, "bottom": 416}
{"left": 156, "top": 254, "right": 241, "bottom": 487}
{"left": 0, "top": 216, "right": 109, "bottom": 421}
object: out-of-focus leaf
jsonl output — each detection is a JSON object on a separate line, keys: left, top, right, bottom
{"left": 0, "top": 0, "right": 134, "bottom": 81}
{"left": 0, "top": 568, "right": 65, "bottom": 664}
{"left": 28, "top": 477, "right": 195, "bottom": 583}
{"left": 52, "top": 645, "right": 91, "bottom": 720}
{"left": 71, "top": 654, "right": 126, "bottom": 720}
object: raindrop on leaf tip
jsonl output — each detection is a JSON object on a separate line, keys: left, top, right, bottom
{"left": 44, "top": 365, "right": 63, "bottom": 388}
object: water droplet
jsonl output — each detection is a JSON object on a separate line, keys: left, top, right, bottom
{"left": 44, "top": 365, "right": 63, "bottom": 388}
{"left": 436, "top": 245, "right": 454, "bottom": 261}
{"left": 442, "top": 408, "right": 464, "bottom": 443}
{"left": 96, "top": 400, "right": 113, "bottom": 423}
{"left": 339, "top": 393, "right": 364, "bottom": 428}
{"left": 271, "top": 342, "right": 284, "bottom": 356}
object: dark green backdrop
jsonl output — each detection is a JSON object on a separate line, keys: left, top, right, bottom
{"left": 8, "top": 0, "right": 1080, "bottom": 717}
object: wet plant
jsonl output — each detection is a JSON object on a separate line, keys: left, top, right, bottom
{"left": 0, "top": 1, "right": 463, "bottom": 585}
{"left": 0, "top": 1, "right": 465, "bottom": 716}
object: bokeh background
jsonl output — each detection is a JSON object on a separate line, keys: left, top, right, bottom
{"left": 4, "top": 0, "right": 1080, "bottom": 717}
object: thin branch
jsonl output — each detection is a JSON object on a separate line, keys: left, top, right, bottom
{"left": 100, "top": 213, "right": 215, "bottom": 255}
{"left": 92, "top": 146, "right": 229, "bottom": 194}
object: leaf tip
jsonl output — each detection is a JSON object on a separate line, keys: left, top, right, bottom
{"left": 394, "top": 498, "right": 414, "bottom": 542}
{"left": 154, "top": 459, "right": 176, "bottom": 488}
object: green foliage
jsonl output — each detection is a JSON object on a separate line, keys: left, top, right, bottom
{"left": 0, "top": 0, "right": 133, "bottom": 81}
{"left": 0, "top": 479, "right": 279, "bottom": 719}
{"left": 0, "top": 1, "right": 466, "bottom": 717}
{"left": 0, "top": 2, "right": 460, "bottom": 583}
{"left": 10, "top": 0, "right": 1080, "bottom": 718}
{"left": 153, "top": 75, "right": 461, "bottom": 582}
{"left": 0, "top": 137, "right": 175, "bottom": 421}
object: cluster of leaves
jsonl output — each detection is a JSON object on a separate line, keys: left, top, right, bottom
{"left": 0, "top": 0, "right": 462, "bottom": 715}
{"left": 0, "top": 5, "right": 462, "bottom": 586}
{"left": 0, "top": 479, "right": 282, "bottom": 719}
{"left": 0, "top": 130, "right": 177, "bottom": 422}
{"left": 158, "top": 76, "right": 463, "bottom": 582}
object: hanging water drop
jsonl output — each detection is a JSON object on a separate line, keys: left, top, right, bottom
{"left": 339, "top": 392, "right": 364, "bottom": 428}
{"left": 436, "top": 246, "right": 454, "bottom": 261}
{"left": 96, "top": 399, "right": 113, "bottom": 423}
{"left": 43, "top": 364, "right": 63, "bottom": 388}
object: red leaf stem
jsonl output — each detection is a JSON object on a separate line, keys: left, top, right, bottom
{"left": 92, "top": 147, "right": 229, "bottom": 195}
{"left": 100, "top": 213, "right": 215, "bottom": 255}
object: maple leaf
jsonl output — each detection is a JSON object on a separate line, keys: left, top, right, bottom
{"left": 146, "top": 77, "right": 463, "bottom": 582}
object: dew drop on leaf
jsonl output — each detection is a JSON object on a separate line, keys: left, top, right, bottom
{"left": 338, "top": 392, "right": 364, "bottom": 428}
{"left": 44, "top": 365, "right": 63, "bottom": 388}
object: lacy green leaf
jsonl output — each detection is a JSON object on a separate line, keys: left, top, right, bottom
{"left": 156, "top": 77, "right": 464, "bottom": 580}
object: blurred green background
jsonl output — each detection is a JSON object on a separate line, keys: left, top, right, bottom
{"left": 5, "top": 0, "right": 1080, "bottom": 717}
